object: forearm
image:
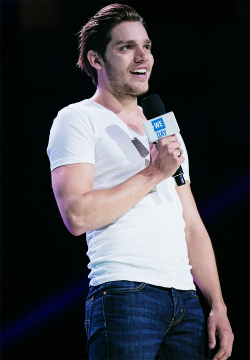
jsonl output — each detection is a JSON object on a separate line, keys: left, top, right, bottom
{"left": 177, "top": 183, "right": 233, "bottom": 357}
{"left": 54, "top": 135, "right": 183, "bottom": 236}
{"left": 186, "top": 226, "right": 226, "bottom": 311}
{"left": 61, "top": 164, "right": 163, "bottom": 235}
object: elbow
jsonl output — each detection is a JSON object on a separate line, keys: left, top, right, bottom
{"left": 64, "top": 214, "right": 87, "bottom": 236}
{"left": 70, "top": 228, "right": 85, "bottom": 237}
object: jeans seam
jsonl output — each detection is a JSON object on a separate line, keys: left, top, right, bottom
{"left": 169, "top": 308, "right": 185, "bottom": 326}
{"left": 85, "top": 296, "right": 94, "bottom": 306}
{"left": 85, "top": 296, "right": 95, "bottom": 340}
{"left": 102, "top": 291, "right": 109, "bottom": 360}
{"left": 105, "top": 282, "right": 146, "bottom": 293}
{"left": 190, "top": 290, "right": 198, "bottom": 298}
{"left": 167, "top": 290, "right": 185, "bottom": 331}
{"left": 157, "top": 347, "right": 164, "bottom": 360}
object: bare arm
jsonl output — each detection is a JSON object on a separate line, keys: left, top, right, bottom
{"left": 52, "top": 135, "right": 183, "bottom": 236}
{"left": 176, "top": 182, "right": 234, "bottom": 360}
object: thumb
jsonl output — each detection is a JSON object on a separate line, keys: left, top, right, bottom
{"left": 209, "top": 335, "right": 216, "bottom": 349}
{"left": 208, "top": 311, "right": 216, "bottom": 349}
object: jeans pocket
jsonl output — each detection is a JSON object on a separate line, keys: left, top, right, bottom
{"left": 190, "top": 289, "right": 199, "bottom": 298}
{"left": 85, "top": 296, "right": 95, "bottom": 338}
{"left": 104, "top": 280, "right": 146, "bottom": 293}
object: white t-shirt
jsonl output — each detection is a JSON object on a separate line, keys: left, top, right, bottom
{"left": 47, "top": 99, "right": 195, "bottom": 290}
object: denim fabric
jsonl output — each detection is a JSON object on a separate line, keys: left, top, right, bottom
{"left": 85, "top": 281, "right": 211, "bottom": 360}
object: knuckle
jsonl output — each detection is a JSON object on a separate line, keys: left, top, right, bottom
{"left": 162, "top": 136, "right": 171, "bottom": 143}
{"left": 170, "top": 134, "right": 177, "bottom": 141}
{"left": 166, "top": 144, "right": 172, "bottom": 151}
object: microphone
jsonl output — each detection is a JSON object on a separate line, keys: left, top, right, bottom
{"left": 141, "top": 94, "right": 185, "bottom": 186}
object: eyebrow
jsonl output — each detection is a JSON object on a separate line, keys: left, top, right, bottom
{"left": 115, "top": 39, "right": 152, "bottom": 46}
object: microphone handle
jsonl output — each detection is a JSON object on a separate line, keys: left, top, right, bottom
{"left": 172, "top": 166, "right": 186, "bottom": 186}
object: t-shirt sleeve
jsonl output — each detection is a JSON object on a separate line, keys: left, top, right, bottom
{"left": 176, "top": 132, "right": 191, "bottom": 183}
{"left": 47, "top": 107, "right": 95, "bottom": 171}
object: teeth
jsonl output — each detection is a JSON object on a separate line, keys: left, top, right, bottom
{"left": 131, "top": 69, "right": 147, "bottom": 74}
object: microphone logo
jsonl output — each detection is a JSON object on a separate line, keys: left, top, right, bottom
{"left": 143, "top": 112, "right": 179, "bottom": 144}
{"left": 151, "top": 117, "right": 167, "bottom": 139}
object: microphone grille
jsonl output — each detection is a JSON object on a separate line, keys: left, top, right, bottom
{"left": 141, "top": 94, "right": 166, "bottom": 120}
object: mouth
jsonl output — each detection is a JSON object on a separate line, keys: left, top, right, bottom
{"left": 129, "top": 69, "right": 148, "bottom": 79}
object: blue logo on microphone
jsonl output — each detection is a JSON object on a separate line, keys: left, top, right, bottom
{"left": 151, "top": 118, "right": 167, "bottom": 139}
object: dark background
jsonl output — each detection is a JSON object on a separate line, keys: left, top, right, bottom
{"left": 1, "top": 1, "right": 249, "bottom": 359}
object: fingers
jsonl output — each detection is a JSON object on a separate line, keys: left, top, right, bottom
{"left": 158, "top": 134, "right": 179, "bottom": 146}
{"left": 156, "top": 136, "right": 181, "bottom": 155}
{"left": 207, "top": 309, "right": 234, "bottom": 360}
{"left": 149, "top": 135, "right": 184, "bottom": 179}
{"left": 208, "top": 326, "right": 234, "bottom": 360}
{"left": 213, "top": 330, "right": 234, "bottom": 360}
{"left": 208, "top": 324, "right": 216, "bottom": 349}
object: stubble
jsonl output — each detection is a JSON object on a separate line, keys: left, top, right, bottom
{"left": 104, "top": 61, "right": 149, "bottom": 101}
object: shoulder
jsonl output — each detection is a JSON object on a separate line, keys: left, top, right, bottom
{"left": 51, "top": 99, "right": 100, "bottom": 131}
{"left": 48, "top": 100, "right": 97, "bottom": 145}
{"left": 58, "top": 99, "right": 92, "bottom": 118}
{"left": 58, "top": 98, "right": 116, "bottom": 124}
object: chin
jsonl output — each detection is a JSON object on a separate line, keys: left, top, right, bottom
{"left": 129, "top": 79, "right": 148, "bottom": 92}
{"left": 134, "top": 84, "right": 149, "bottom": 97}
{"left": 112, "top": 81, "right": 149, "bottom": 99}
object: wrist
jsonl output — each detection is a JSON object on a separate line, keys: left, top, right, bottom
{"left": 142, "top": 163, "right": 165, "bottom": 184}
{"left": 210, "top": 300, "right": 227, "bottom": 313}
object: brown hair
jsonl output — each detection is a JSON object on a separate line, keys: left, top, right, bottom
{"left": 77, "top": 3, "right": 146, "bottom": 86}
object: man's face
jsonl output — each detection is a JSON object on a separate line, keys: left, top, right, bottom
{"left": 100, "top": 21, "right": 154, "bottom": 99}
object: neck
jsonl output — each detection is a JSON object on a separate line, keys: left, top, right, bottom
{"left": 90, "top": 87, "right": 138, "bottom": 116}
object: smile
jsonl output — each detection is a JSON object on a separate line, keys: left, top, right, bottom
{"left": 129, "top": 69, "right": 147, "bottom": 78}
{"left": 130, "top": 69, "right": 147, "bottom": 75}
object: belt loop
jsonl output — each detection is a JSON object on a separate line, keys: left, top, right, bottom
{"left": 171, "top": 288, "right": 177, "bottom": 318}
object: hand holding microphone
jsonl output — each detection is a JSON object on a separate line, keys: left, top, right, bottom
{"left": 141, "top": 94, "right": 186, "bottom": 186}
{"left": 149, "top": 133, "right": 185, "bottom": 183}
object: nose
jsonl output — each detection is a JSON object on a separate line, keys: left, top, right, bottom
{"left": 134, "top": 46, "right": 149, "bottom": 63}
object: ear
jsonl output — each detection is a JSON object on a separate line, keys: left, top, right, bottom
{"left": 87, "top": 50, "right": 103, "bottom": 70}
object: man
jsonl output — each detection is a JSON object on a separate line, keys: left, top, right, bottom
{"left": 47, "top": 4, "right": 234, "bottom": 360}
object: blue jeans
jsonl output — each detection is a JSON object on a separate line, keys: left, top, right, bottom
{"left": 85, "top": 281, "right": 211, "bottom": 360}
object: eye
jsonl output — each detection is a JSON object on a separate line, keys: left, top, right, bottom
{"left": 144, "top": 45, "right": 152, "bottom": 51}
{"left": 121, "top": 45, "right": 132, "bottom": 50}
